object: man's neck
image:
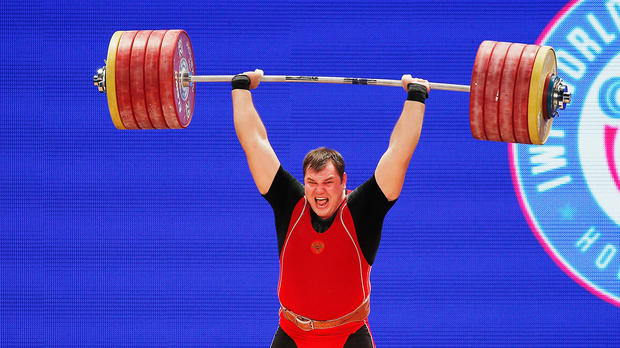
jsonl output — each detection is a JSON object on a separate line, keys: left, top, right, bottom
{"left": 309, "top": 196, "right": 346, "bottom": 233}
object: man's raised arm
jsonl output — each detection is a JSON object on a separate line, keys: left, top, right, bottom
{"left": 375, "top": 75, "right": 430, "bottom": 201}
{"left": 232, "top": 69, "right": 280, "bottom": 195}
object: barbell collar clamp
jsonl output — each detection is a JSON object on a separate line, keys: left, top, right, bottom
{"left": 549, "top": 76, "right": 572, "bottom": 118}
{"left": 181, "top": 71, "right": 192, "bottom": 88}
{"left": 94, "top": 64, "right": 107, "bottom": 93}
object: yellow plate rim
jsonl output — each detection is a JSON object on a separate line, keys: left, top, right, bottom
{"left": 528, "top": 46, "right": 556, "bottom": 145}
{"left": 106, "top": 31, "right": 126, "bottom": 130}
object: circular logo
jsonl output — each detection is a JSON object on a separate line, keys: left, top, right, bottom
{"left": 311, "top": 240, "right": 325, "bottom": 255}
{"left": 179, "top": 58, "right": 189, "bottom": 101}
{"left": 510, "top": 0, "right": 620, "bottom": 307}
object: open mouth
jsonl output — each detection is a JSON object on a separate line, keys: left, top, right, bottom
{"left": 605, "top": 125, "right": 620, "bottom": 192}
{"left": 315, "top": 198, "right": 328, "bottom": 209}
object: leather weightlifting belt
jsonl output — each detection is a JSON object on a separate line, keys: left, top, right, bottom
{"left": 279, "top": 297, "right": 370, "bottom": 331}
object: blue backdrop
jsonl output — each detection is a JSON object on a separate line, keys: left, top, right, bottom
{"left": 1, "top": 0, "right": 619, "bottom": 346}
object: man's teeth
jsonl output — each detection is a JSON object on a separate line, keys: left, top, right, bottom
{"left": 316, "top": 198, "right": 328, "bottom": 207}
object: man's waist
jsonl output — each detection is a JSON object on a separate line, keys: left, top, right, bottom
{"left": 279, "top": 297, "right": 370, "bottom": 332}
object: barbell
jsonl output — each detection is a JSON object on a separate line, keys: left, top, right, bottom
{"left": 93, "top": 29, "right": 572, "bottom": 145}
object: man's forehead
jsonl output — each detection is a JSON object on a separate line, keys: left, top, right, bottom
{"left": 305, "top": 173, "right": 338, "bottom": 181}
{"left": 304, "top": 163, "right": 339, "bottom": 180}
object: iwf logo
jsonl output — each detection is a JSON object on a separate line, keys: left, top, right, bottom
{"left": 511, "top": 0, "right": 620, "bottom": 306}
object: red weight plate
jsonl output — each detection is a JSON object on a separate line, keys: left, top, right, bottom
{"left": 470, "top": 41, "right": 497, "bottom": 141}
{"left": 144, "top": 30, "right": 168, "bottom": 129}
{"left": 159, "top": 30, "right": 196, "bottom": 129}
{"left": 483, "top": 41, "right": 511, "bottom": 142}
{"left": 497, "top": 43, "right": 526, "bottom": 143}
{"left": 130, "top": 30, "right": 154, "bottom": 129}
{"left": 512, "top": 45, "right": 540, "bottom": 144}
{"left": 115, "top": 31, "right": 139, "bottom": 129}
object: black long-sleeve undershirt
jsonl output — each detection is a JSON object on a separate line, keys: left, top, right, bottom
{"left": 262, "top": 166, "right": 395, "bottom": 266}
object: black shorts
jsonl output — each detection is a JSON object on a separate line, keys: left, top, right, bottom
{"left": 270, "top": 324, "right": 374, "bottom": 348}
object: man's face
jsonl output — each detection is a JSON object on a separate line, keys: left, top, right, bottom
{"left": 304, "top": 161, "right": 347, "bottom": 219}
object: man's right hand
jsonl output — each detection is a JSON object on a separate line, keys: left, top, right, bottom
{"left": 242, "top": 69, "right": 264, "bottom": 89}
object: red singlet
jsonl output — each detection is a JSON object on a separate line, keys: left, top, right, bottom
{"left": 277, "top": 197, "right": 373, "bottom": 348}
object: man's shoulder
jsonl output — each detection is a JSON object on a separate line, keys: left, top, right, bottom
{"left": 263, "top": 166, "right": 304, "bottom": 205}
{"left": 347, "top": 174, "right": 395, "bottom": 213}
{"left": 348, "top": 175, "right": 379, "bottom": 202}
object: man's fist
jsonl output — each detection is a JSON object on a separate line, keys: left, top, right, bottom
{"left": 243, "top": 69, "right": 264, "bottom": 89}
{"left": 232, "top": 69, "right": 264, "bottom": 90}
{"left": 401, "top": 74, "right": 430, "bottom": 92}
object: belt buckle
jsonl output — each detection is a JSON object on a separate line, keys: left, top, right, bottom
{"left": 295, "top": 315, "right": 314, "bottom": 331}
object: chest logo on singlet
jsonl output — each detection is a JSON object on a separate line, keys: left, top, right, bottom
{"left": 311, "top": 240, "right": 325, "bottom": 255}
{"left": 510, "top": 0, "right": 620, "bottom": 307}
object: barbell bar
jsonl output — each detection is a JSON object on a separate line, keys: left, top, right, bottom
{"left": 93, "top": 29, "right": 572, "bottom": 145}
{"left": 187, "top": 75, "right": 471, "bottom": 92}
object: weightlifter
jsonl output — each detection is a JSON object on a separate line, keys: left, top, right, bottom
{"left": 232, "top": 69, "right": 429, "bottom": 348}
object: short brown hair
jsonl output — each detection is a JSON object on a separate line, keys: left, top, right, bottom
{"left": 303, "top": 147, "right": 345, "bottom": 180}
